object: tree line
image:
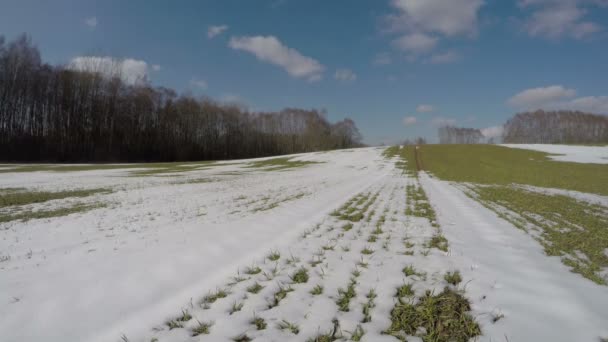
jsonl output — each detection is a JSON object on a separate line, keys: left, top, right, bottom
{"left": 503, "top": 110, "right": 608, "bottom": 144}
{"left": 438, "top": 126, "right": 485, "bottom": 144}
{"left": 435, "top": 110, "right": 608, "bottom": 145}
{"left": 0, "top": 34, "right": 363, "bottom": 162}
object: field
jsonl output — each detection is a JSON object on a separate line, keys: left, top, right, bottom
{"left": 1, "top": 146, "right": 608, "bottom": 342}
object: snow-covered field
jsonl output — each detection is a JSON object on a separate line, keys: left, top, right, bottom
{"left": 502, "top": 144, "right": 608, "bottom": 164}
{"left": 1, "top": 147, "right": 607, "bottom": 342}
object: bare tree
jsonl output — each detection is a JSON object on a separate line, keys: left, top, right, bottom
{"left": 438, "top": 126, "right": 484, "bottom": 144}
{"left": 503, "top": 110, "right": 608, "bottom": 144}
{"left": 0, "top": 34, "right": 365, "bottom": 162}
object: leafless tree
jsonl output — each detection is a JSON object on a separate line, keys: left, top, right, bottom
{"left": 438, "top": 126, "right": 484, "bottom": 144}
{"left": 0, "top": 34, "right": 364, "bottom": 162}
{"left": 503, "top": 110, "right": 608, "bottom": 144}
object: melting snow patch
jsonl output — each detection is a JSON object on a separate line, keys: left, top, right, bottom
{"left": 502, "top": 144, "right": 608, "bottom": 164}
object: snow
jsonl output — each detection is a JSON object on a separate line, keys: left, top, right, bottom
{"left": 515, "top": 184, "right": 608, "bottom": 207}
{"left": 1, "top": 147, "right": 607, "bottom": 342}
{"left": 421, "top": 173, "right": 608, "bottom": 341}
{"left": 502, "top": 144, "right": 608, "bottom": 164}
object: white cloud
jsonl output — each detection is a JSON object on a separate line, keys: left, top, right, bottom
{"left": 68, "top": 56, "right": 149, "bottom": 85}
{"left": 84, "top": 17, "right": 97, "bottom": 28}
{"left": 566, "top": 96, "right": 608, "bottom": 113}
{"left": 507, "top": 85, "right": 608, "bottom": 114}
{"left": 386, "top": 0, "right": 483, "bottom": 59}
{"left": 402, "top": 116, "right": 418, "bottom": 126}
{"left": 229, "top": 35, "right": 324, "bottom": 82}
{"left": 416, "top": 104, "right": 435, "bottom": 113}
{"left": 334, "top": 68, "right": 357, "bottom": 82}
{"left": 190, "top": 78, "right": 208, "bottom": 90}
{"left": 518, "top": 0, "right": 604, "bottom": 39}
{"left": 428, "top": 50, "right": 460, "bottom": 64}
{"left": 151, "top": 64, "right": 161, "bottom": 72}
{"left": 392, "top": 33, "right": 438, "bottom": 54}
{"left": 481, "top": 125, "right": 504, "bottom": 138}
{"left": 208, "top": 25, "right": 229, "bottom": 39}
{"left": 431, "top": 117, "right": 456, "bottom": 126}
{"left": 373, "top": 52, "right": 392, "bottom": 66}
{"left": 507, "top": 85, "right": 577, "bottom": 108}
{"left": 388, "top": 0, "right": 484, "bottom": 37}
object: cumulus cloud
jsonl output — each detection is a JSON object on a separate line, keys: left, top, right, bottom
{"left": 334, "top": 69, "right": 357, "bottom": 82}
{"left": 151, "top": 64, "right": 161, "bottom": 72}
{"left": 386, "top": 0, "right": 484, "bottom": 59}
{"left": 190, "top": 78, "right": 208, "bottom": 90}
{"left": 402, "top": 116, "right": 418, "bottom": 126}
{"left": 507, "top": 85, "right": 577, "bottom": 108}
{"left": 68, "top": 56, "right": 149, "bottom": 85}
{"left": 507, "top": 85, "right": 608, "bottom": 114}
{"left": 481, "top": 125, "right": 504, "bottom": 138}
{"left": 229, "top": 35, "right": 324, "bottom": 82}
{"left": 518, "top": 0, "right": 605, "bottom": 39}
{"left": 566, "top": 96, "right": 608, "bottom": 113}
{"left": 388, "top": 0, "right": 484, "bottom": 37}
{"left": 208, "top": 25, "right": 229, "bottom": 39}
{"left": 392, "top": 33, "right": 438, "bottom": 54}
{"left": 431, "top": 117, "right": 456, "bottom": 126}
{"left": 84, "top": 17, "right": 97, "bottom": 28}
{"left": 428, "top": 50, "right": 461, "bottom": 64}
{"left": 416, "top": 104, "right": 435, "bottom": 113}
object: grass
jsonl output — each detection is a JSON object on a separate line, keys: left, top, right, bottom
{"left": 192, "top": 321, "right": 213, "bottom": 336}
{"left": 396, "top": 283, "right": 415, "bottom": 298}
{"left": 310, "top": 284, "right": 324, "bottom": 295}
{"left": 290, "top": 267, "right": 309, "bottom": 283}
{"left": 252, "top": 192, "right": 307, "bottom": 212}
{"left": 0, "top": 188, "right": 110, "bottom": 208}
{"left": 247, "top": 157, "right": 320, "bottom": 171}
{"left": 251, "top": 315, "right": 267, "bottom": 330}
{"left": 336, "top": 278, "right": 357, "bottom": 312}
{"left": 362, "top": 289, "right": 377, "bottom": 323}
{"left": 473, "top": 185, "right": 608, "bottom": 285}
{"left": 386, "top": 287, "right": 481, "bottom": 342}
{"left": 267, "top": 250, "right": 281, "bottom": 261}
{"left": 165, "top": 310, "right": 192, "bottom": 329}
{"left": 0, "top": 161, "right": 216, "bottom": 176}
{"left": 361, "top": 247, "right": 374, "bottom": 255}
{"left": 427, "top": 234, "right": 449, "bottom": 252}
{"left": 0, "top": 202, "right": 106, "bottom": 224}
{"left": 444, "top": 271, "right": 463, "bottom": 286}
{"left": 277, "top": 320, "right": 300, "bottom": 335}
{"left": 307, "top": 320, "right": 341, "bottom": 342}
{"left": 246, "top": 282, "right": 264, "bottom": 294}
{"left": 405, "top": 184, "right": 438, "bottom": 226}
{"left": 332, "top": 192, "right": 378, "bottom": 223}
{"left": 232, "top": 334, "right": 252, "bottom": 342}
{"left": 244, "top": 265, "right": 262, "bottom": 275}
{"left": 229, "top": 301, "right": 244, "bottom": 315}
{"left": 350, "top": 325, "right": 365, "bottom": 341}
{"left": 269, "top": 284, "right": 294, "bottom": 308}
{"left": 201, "top": 288, "right": 229, "bottom": 305}
{"left": 384, "top": 146, "right": 417, "bottom": 176}
{"left": 417, "top": 144, "right": 608, "bottom": 196}
{"left": 403, "top": 265, "right": 425, "bottom": 279}
{"left": 165, "top": 319, "right": 183, "bottom": 330}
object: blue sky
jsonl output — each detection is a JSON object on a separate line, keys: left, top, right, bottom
{"left": 1, "top": 0, "right": 608, "bottom": 144}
